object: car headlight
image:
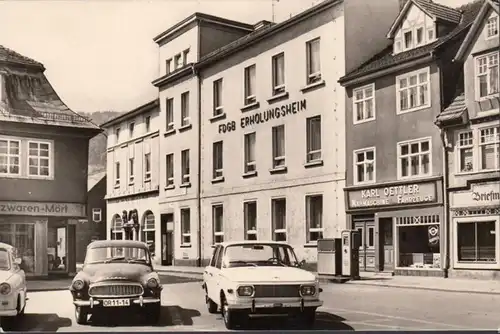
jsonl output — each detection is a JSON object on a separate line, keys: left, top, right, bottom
{"left": 237, "top": 285, "right": 254, "bottom": 297}
{"left": 147, "top": 278, "right": 159, "bottom": 288}
{"left": 72, "top": 279, "right": 85, "bottom": 291}
{"left": 300, "top": 285, "right": 316, "bottom": 296}
{"left": 0, "top": 283, "right": 11, "bottom": 295}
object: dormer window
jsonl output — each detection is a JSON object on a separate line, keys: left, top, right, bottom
{"left": 404, "top": 30, "right": 413, "bottom": 49}
{"left": 174, "top": 54, "right": 182, "bottom": 70}
{"left": 416, "top": 27, "right": 424, "bottom": 46}
{"left": 427, "top": 28, "right": 435, "bottom": 41}
{"left": 487, "top": 15, "right": 499, "bottom": 39}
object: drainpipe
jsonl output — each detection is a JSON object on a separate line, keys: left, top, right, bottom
{"left": 194, "top": 65, "right": 202, "bottom": 268}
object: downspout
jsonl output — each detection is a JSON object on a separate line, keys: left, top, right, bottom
{"left": 194, "top": 63, "right": 202, "bottom": 268}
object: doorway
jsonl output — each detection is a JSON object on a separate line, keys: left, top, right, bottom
{"left": 353, "top": 218, "right": 375, "bottom": 271}
{"left": 161, "top": 214, "right": 174, "bottom": 266}
{"left": 48, "top": 226, "right": 67, "bottom": 275}
{"left": 379, "top": 217, "right": 394, "bottom": 272}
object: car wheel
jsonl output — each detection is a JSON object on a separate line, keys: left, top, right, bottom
{"left": 299, "top": 308, "right": 316, "bottom": 329}
{"left": 221, "top": 296, "right": 245, "bottom": 330}
{"left": 206, "top": 295, "right": 218, "bottom": 314}
{"left": 145, "top": 303, "right": 161, "bottom": 323}
{"left": 74, "top": 306, "right": 89, "bottom": 325}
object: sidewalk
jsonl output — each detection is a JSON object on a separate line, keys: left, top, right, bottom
{"left": 153, "top": 265, "right": 500, "bottom": 295}
{"left": 27, "top": 279, "right": 72, "bottom": 292}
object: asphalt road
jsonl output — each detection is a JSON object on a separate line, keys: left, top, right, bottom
{"left": 3, "top": 275, "right": 500, "bottom": 331}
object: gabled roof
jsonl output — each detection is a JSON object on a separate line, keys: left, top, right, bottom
{"left": 339, "top": 0, "right": 483, "bottom": 86}
{"left": 387, "top": 0, "right": 463, "bottom": 39}
{"left": 454, "top": 0, "right": 500, "bottom": 62}
{"left": 0, "top": 45, "right": 44, "bottom": 69}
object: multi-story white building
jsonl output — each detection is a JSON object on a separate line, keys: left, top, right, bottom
{"left": 102, "top": 100, "right": 162, "bottom": 264}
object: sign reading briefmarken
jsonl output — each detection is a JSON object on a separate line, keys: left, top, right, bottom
{"left": 347, "top": 182, "right": 437, "bottom": 209}
{"left": 0, "top": 201, "right": 86, "bottom": 217}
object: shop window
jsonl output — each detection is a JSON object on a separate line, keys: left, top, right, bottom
{"left": 396, "top": 215, "right": 441, "bottom": 269}
{"left": 0, "top": 223, "right": 35, "bottom": 273}
{"left": 142, "top": 212, "right": 155, "bottom": 254}
{"left": 457, "top": 221, "right": 496, "bottom": 263}
{"left": 212, "top": 204, "right": 224, "bottom": 244}
{"left": 272, "top": 198, "right": 287, "bottom": 241}
{"left": 180, "top": 208, "right": 191, "bottom": 245}
{"left": 111, "top": 214, "right": 124, "bottom": 240}
{"left": 244, "top": 201, "right": 257, "bottom": 240}
{"left": 306, "top": 194, "right": 323, "bottom": 243}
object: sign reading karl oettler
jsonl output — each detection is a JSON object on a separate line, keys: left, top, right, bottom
{"left": 218, "top": 99, "right": 307, "bottom": 134}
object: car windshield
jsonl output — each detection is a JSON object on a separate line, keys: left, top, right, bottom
{"left": 84, "top": 246, "right": 150, "bottom": 265}
{"left": 223, "top": 243, "right": 299, "bottom": 268}
{"left": 0, "top": 250, "right": 10, "bottom": 270}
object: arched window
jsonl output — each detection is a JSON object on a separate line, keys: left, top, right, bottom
{"left": 111, "top": 214, "right": 124, "bottom": 240}
{"left": 142, "top": 211, "right": 155, "bottom": 253}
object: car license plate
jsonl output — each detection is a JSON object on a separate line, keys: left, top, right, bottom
{"left": 102, "top": 299, "right": 130, "bottom": 307}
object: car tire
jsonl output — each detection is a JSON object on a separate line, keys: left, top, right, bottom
{"left": 206, "top": 295, "right": 218, "bottom": 314}
{"left": 221, "top": 296, "right": 245, "bottom": 330}
{"left": 300, "top": 308, "right": 316, "bottom": 329}
{"left": 74, "top": 306, "right": 89, "bottom": 325}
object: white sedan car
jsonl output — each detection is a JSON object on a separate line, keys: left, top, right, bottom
{"left": 202, "top": 241, "right": 323, "bottom": 329}
{"left": 0, "top": 243, "right": 27, "bottom": 329}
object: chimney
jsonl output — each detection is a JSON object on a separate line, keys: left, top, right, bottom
{"left": 399, "top": 0, "right": 410, "bottom": 10}
{"left": 253, "top": 20, "right": 275, "bottom": 30}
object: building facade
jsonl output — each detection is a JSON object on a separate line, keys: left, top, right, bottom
{"left": 339, "top": 0, "right": 483, "bottom": 276}
{"left": 195, "top": 0, "right": 401, "bottom": 267}
{"left": 102, "top": 100, "right": 161, "bottom": 264}
{"left": 0, "top": 45, "right": 101, "bottom": 277}
{"left": 435, "top": 0, "right": 499, "bottom": 279}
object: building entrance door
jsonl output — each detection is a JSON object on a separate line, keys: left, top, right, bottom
{"left": 379, "top": 217, "right": 394, "bottom": 271}
{"left": 353, "top": 218, "right": 375, "bottom": 271}
{"left": 161, "top": 214, "right": 174, "bottom": 266}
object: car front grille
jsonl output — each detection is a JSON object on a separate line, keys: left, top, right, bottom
{"left": 253, "top": 284, "right": 301, "bottom": 298}
{"left": 88, "top": 283, "right": 144, "bottom": 298}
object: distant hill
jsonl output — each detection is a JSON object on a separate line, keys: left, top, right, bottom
{"left": 83, "top": 111, "right": 123, "bottom": 175}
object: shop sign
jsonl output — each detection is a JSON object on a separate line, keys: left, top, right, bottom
{"left": 347, "top": 182, "right": 437, "bottom": 209}
{"left": 450, "top": 182, "right": 500, "bottom": 208}
{"left": 428, "top": 225, "right": 439, "bottom": 246}
{"left": 0, "top": 201, "right": 85, "bottom": 217}
{"left": 218, "top": 99, "right": 307, "bottom": 134}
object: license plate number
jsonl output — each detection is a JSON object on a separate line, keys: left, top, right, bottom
{"left": 102, "top": 299, "right": 130, "bottom": 307}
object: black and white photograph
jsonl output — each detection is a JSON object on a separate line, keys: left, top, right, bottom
{"left": 0, "top": 0, "right": 499, "bottom": 331}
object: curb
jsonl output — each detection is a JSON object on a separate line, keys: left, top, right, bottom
{"left": 158, "top": 270, "right": 203, "bottom": 276}
{"left": 28, "top": 287, "right": 69, "bottom": 293}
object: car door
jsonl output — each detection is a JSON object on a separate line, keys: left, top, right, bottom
{"left": 204, "top": 246, "right": 219, "bottom": 301}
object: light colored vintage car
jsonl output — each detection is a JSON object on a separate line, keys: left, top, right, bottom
{"left": 69, "top": 240, "right": 162, "bottom": 325}
{"left": 202, "top": 241, "right": 323, "bottom": 329}
{"left": 0, "top": 242, "right": 27, "bottom": 329}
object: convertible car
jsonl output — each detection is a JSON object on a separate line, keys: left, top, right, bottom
{"left": 202, "top": 240, "right": 323, "bottom": 329}
{"left": 69, "top": 240, "right": 162, "bottom": 325}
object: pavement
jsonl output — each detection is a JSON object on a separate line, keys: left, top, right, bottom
{"left": 7, "top": 276, "right": 500, "bottom": 331}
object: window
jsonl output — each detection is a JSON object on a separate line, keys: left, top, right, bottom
{"left": 144, "top": 153, "right": 151, "bottom": 181}
{"left": 0, "top": 222, "right": 35, "bottom": 273}
{"left": 476, "top": 52, "right": 499, "bottom": 99}
{"left": 244, "top": 132, "right": 256, "bottom": 173}
{"left": 180, "top": 208, "right": 191, "bottom": 245}
{"left": 111, "top": 214, "right": 124, "bottom": 240}
{"left": 0, "top": 138, "right": 20, "bottom": 175}
{"left": 28, "top": 141, "right": 51, "bottom": 177}
{"left": 183, "top": 49, "right": 190, "bottom": 65}
{"left": 272, "top": 125, "right": 285, "bottom": 168}
{"left": 306, "top": 116, "right": 322, "bottom": 162}
{"left": 166, "top": 59, "right": 172, "bottom": 75}
{"left": 354, "top": 147, "right": 375, "bottom": 184}
{"left": 457, "top": 131, "right": 474, "bottom": 173}
{"left": 457, "top": 221, "right": 496, "bottom": 263}
{"left": 166, "top": 98, "right": 174, "bottom": 131}
{"left": 213, "top": 79, "right": 223, "bottom": 116}
{"left": 416, "top": 27, "right": 424, "bottom": 46}
{"left": 404, "top": 31, "right": 413, "bottom": 49}
{"left": 479, "top": 126, "right": 500, "bottom": 170}
{"left": 306, "top": 38, "right": 321, "bottom": 84}
{"left": 306, "top": 195, "right": 323, "bottom": 243}
{"left": 115, "top": 127, "right": 120, "bottom": 142}
{"left": 181, "top": 149, "right": 190, "bottom": 184}
{"left": 166, "top": 153, "right": 174, "bottom": 187}
{"left": 181, "top": 91, "right": 190, "bottom": 126}
{"left": 272, "top": 198, "right": 287, "bottom": 241}
{"left": 115, "top": 162, "right": 120, "bottom": 186}
{"left": 397, "top": 68, "right": 430, "bottom": 113}
{"left": 244, "top": 201, "right": 257, "bottom": 240}
{"left": 129, "top": 122, "right": 135, "bottom": 137}
{"left": 486, "top": 15, "right": 499, "bottom": 38}
{"left": 353, "top": 84, "right": 375, "bottom": 123}
{"left": 398, "top": 138, "right": 431, "bottom": 179}
{"left": 174, "top": 54, "right": 182, "bottom": 69}
{"left": 145, "top": 116, "right": 151, "bottom": 133}
{"left": 92, "top": 208, "right": 102, "bottom": 223}
{"left": 244, "top": 64, "right": 256, "bottom": 105}
{"left": 427, "top": 28, "right": 435, "bottom": 41}
{"left": 129, "top": 158, "right": 135, "bottom": 183}
{"left": 212, "top": 205, "right": 224, "bottom": 244}
{"left": 142, "top": 212, "right": 155, "bottom": 254}
{"left": 272, "top": 53, "right": 285, "bottom": 95}
{"left": 367, "top": 227, "right": 375, "bottom": 248}
{"left": 213, "top": 141, "right": 223, "bottom": 179}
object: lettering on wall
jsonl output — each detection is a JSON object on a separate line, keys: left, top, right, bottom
{"left": 472, "top": 191, "right": 500, "bottom": 202}
{"left": 0, "top": 201, "right": 86, "bottom": 217}
{"left": 450, "top": 182, "right": 500, "bottom": 208}
{"left": 348, "top": 182, "right": 437, "bottom": 209}
{"left": 218, "top": 99, "right": 307, "bottom": 134}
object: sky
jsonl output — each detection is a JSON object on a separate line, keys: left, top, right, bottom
{"left": 0, "top": 0, "right": 471, "bottom": 114}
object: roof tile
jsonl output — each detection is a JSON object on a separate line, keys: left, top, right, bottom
{"left": 414, "top": 0, "right": 462, "bottom": 24}
{"left": 0, "top": 45, "right": 43, "bottom": 68}
{"left": 436, "top": 92, "right": 467, "bottom": 123}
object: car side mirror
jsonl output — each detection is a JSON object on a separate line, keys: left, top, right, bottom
{"left": 298, "top": 259, "right": 306, "bottom": 268}
{"left": 14, "top": 258, "right": 22, "bottom": 265}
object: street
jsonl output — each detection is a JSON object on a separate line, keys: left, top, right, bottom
{"left": 5, "top": 275, "right": 500, "bottom": 332}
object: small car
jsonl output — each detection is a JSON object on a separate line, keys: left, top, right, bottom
{"left": 69, "top": 240, "right": 162, "bottom": 325}
{"left": 0, "top": 242, "right": 27, "bottom": 329}
{"left": 202, "top": 241, "right": 323, "bottom": 329}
